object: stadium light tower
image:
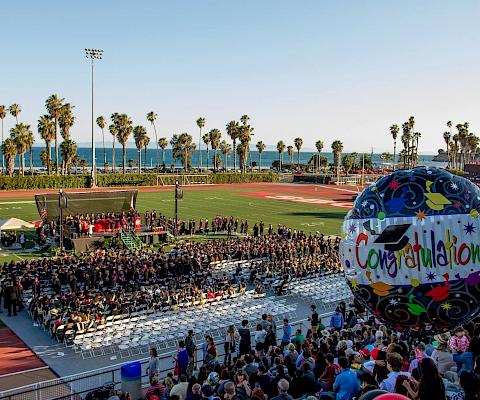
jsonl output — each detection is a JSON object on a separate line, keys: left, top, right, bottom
{"left": 85, "top": 48, "right": 103, "bottom": 187}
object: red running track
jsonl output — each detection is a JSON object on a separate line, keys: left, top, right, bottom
{"left": 0, "top": 327, "right": 45, "bottom": 376}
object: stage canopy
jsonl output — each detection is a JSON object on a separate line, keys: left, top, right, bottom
{"left": 0, "top": 218, "right": 35, "bottom": 230}
{"left": 34, "top": 190, "right": 138, "bottom": 221}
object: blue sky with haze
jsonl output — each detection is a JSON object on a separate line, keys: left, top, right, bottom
{"left": 1, "top": 0, "right": 479, "bottom": 153}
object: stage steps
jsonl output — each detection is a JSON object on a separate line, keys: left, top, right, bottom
{"left": 120, "top": 232, "right": 141, "bottom": 250}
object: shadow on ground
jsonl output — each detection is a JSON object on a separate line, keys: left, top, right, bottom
{"left": 286, "top": 211, "right": 346, "bottom": 219}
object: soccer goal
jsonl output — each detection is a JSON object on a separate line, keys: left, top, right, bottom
{"left": 156, "top": 174, "right": 209, "bottom": 186}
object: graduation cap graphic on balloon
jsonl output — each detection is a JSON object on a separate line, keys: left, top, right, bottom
{"left": 364, "top": 221, "right": 411, "bottom": 251}
{"left": 424, "top": 180, "right": 451, "bottom": 211}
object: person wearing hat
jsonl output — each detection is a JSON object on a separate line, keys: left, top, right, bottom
{"left": 431, "top": 333, "right": 455, "bottom": 376}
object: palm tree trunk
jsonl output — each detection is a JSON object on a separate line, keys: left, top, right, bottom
{"left": 297, "top": 150, "right": 300, "bottom": 168}
{"left": 55, "top": 118, "right": 59, "bottom": 174}
{"left": 122, "top": 145, "right": 126, "bottom": 174}
{"left": 102, "top": 128, "right": 106, "bottom": 167}
{"left": 112, "top": 140, "right": 116, "bottom": 173}
{"left": 162, "top": 148, "right": 165, "bottom": 165}
{"left": 1, "top": 119, "right": 3, "bottom": 175}
{"left": 198, "top": 128, "right": 202, "bottom": 172}
{"left": 153, "top": 123, "right": 158, "bottom": 172}
{"left": 233, "top": 140, "right": 237, "bottom": 172}
{"left": 144, "top": 146, "right": 147, "bottom": 170}
{"left": 393, "top": 141, "right": 396, "bottom": 171}
{"left": 259, "top": 153, "right": 262, "bottom": 172}
{"left": 30, "top": 147, "right": 33, "bottom": 175}
{"left": 138, "top": 149, "right": 141, "bottom": 174}
{"left": 213, "top": 149, "right": 217, "bottom": 173}
{"left": 21, "top": 153, "right": 25, "bottom": 176}
{"left": 206, "top": 147, "right": 209, "bottom": 171}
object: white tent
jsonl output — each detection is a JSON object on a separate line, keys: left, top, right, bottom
{"left": 0, "top": 218, "right": 35, "bottom": 230}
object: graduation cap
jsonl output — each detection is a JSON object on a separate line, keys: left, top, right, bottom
{"left": 373, "top": 223, "right": 411, "bottom": 251}
{"left": 424, "top": 192, "right": 451, "bottom": 211}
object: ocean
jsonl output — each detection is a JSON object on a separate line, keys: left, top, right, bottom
{"left": 16, "top": 147, "right": 446, "bottom": 170}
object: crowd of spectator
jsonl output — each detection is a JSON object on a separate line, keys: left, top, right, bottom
{"left": 132, "top": 304, "right": 480, "bottom": 400}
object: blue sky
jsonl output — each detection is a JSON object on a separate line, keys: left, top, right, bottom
{"left": 1, "top": 0, "right": 479, "bottom": 153}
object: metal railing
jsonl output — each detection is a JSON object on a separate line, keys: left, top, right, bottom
{"left": 0, "top": 316, "right": 325, "bottom": 400}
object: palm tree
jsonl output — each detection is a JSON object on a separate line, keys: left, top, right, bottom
{"left": 25, "top": 128, "right": 34, "bottom": 175}
{"left": 256, "top": 141, "right": 266, "bottom": 172}
{"left": 60, "top": 139, "right": 77, "bottom": 174}
{"left": 203, "top": 133, "right": 211, "bottom": 171}
{"left": 2, "top": 138, "right": 16, "bottom": 176}
{"left": 452, "top": 134, "right": 459, "bottom": 170}
{"left": 10, "top": 123, "right": 31, "bottom": 175}
{"left": 40, "top": 149, "right": 49, "bottom": 171}
{"left": 196, "top": 117, "right": 206, "bottom": 171}
{"left": 208, "top": 129, "right": 222, "bottom": 172}
{"left": 38, "top": 115, "right": 54, "bottom": 175}
{"left": 109, "top": 123, "right": 117, "bottom": 173}
{"left": 133, "top": 125, "right": 147, "bottom": 174}
{"left": 146, "top": 111, "right": 159, "bottom": 170}
{"left": 294, "top": 138, "right": 303, "bottom": 168}
{"left": 58, "top": 103, "right": 75, "bottom": 173}
{"left": 331, "top": 140, "right": 344, "bottom": 174}
{"left": 412, "top": 131, "right": 421, "bottom": 167}
{"left": 226, "top": 120, "right": 240, "bottom": 172}
{"left": 443, "top": 131, "right": 451, "bottom": 168}
{"left": 240, "top": 115, "right": 250, "bottom": 126}
{"left": 158, "top": 137, "right": 168, "bottom": 166}
{"left": 58, "top": 103, "right": 75, "bottom": 140}
{"left": 114, "top": 114, "right": 133, "bottom": 174}
{"left": 0, "top": 105, "right": 6, "bottom": 174}
{"left": 45, "top": 95, "right": 64, "bottom": 174}
{"left": 209, "top": 129, "right": 222, "bottom": 173}
{"left": 350, "top": 152, "right": 358, "bottom": 172}
{"left": 8, "top": 104, "right": 21, "bottom": 123}
{"left": 72, "top": 155, "right": 80, "bottom": 174}
{"left": 276, "top": 141, "right": 286, "bottom": 170}
{"left": 80, "top": 159, "right": 87, "bottom": 174}
{"left": 287, "top": 145, "right": 294, "bottom": 163}
{"left": 401, "top": 122, "right": 412, "bottom": 168}
{"left": 143, "top": 135, "right": 150, "bottom": 170}
{"left": 238, "top": 123, "right": 254, "bottom": 173}
{"left": 96, "top": 116, "right": 107, "bottom": 167}
{"left": 315, "top": 140, "right": 323, "bottom": 173}
{"left": 389, "top": 124, "right": 399, "bottom": 170}
{"left": 171, "top": 133, "right": 195, "bottom": 171}
{"left": 220, "top": 140, "right": 231, "bottom": 171}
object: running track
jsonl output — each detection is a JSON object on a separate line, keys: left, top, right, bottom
{"left": 0, "top": 183, "right": 362, "bottom": 209}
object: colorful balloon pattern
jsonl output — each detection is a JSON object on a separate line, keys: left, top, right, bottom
{"left": 340, "top": 167, "right": 480, "bottom": 331}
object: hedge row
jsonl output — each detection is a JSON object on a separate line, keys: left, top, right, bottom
{"left": 0, "top": 172, "right": 279, "bottom": 190}
{"left": 0, "top": 175, "right": 90, "bottom": 190}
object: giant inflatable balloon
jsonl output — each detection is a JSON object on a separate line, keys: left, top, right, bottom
{"left": 340, "top": 167, "right": 480, "bottom": 331}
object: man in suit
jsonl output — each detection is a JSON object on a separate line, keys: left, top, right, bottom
{"left": 4, "top": 280, "right": 18, "bottom": 316}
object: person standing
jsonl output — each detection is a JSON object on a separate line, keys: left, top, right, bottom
{"left": 147, "top": 348, "right": 159, "bottom": 383}
{"left": 238, "top": 320, "right": 251, "bottom": 356}
{"left": 175, "top": 341, "right": 190, "bottom": 377}
{"left": 308, "top": 305, "right": 320, "bottom": 334}
{"left": 5, "top": 281, "right": 18, "bottom": 316}
{"left": 185, "top": 330, "right": 196, "bottom": 374}
{"left": 281, "top": 318, "right": 292, "bottom": 347}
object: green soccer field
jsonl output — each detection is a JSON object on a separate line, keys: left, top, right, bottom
{"left": 0, "top": 189, "right": 346, "bottom": 236}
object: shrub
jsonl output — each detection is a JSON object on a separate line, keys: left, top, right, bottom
{"left": 0, "top": 172, "right": 278, "bottom": 190}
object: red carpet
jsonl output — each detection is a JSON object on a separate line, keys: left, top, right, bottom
{"left": 0, "top": 327, "right": 45, "bottom": 376}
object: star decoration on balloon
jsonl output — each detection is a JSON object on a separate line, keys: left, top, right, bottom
{"left": 350, "top": 279, "right": 358, "bottom": 290}
{"left": 349, "top": 224, "right": 356, "bottom": 234}
{"left": 389, "top": 180, "right": 400, "bottom": 189}
{"left": 454, "top": 201, "right": 463, "bottom": 209}
{"left": 464, "top": 222, "right": 476, "bottom": 235}
{"left": 450, "top": 182, "right": 458, "bottom": 190}
{"left": 441, "top": 302, "right": 452, "bottom": 311}
{"left": 426, "top": 271, "right": 436, "bottom": 281}
{"left": 361, "top": 200, "right": 368, "bottom": 208}
{"left": 416, "top": 210, "right": 426, "bottom": 221}
{"left": 389, "top": 298, "right": 399, "bottom": 306}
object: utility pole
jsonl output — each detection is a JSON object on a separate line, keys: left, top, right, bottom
{"left": 85, "top": 48, "right": 104, "bottom": 187}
